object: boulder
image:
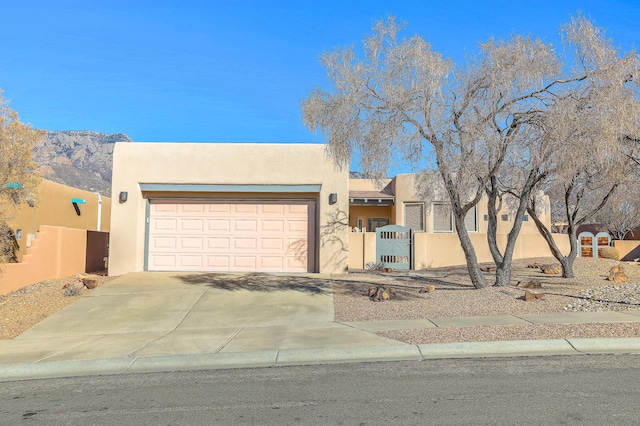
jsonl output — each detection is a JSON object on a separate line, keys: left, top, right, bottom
{"left": 541, "top": 264, "right": 561, "bottom": 275}
{"left": 480, "top": 266, "right": 496, "bottom": 272}
{"left": 419, "top": 285, "right": 436, "bottom": 293}
{"left": 517, "top": 281, "right": 542, "bottom": 289}
{"left": 608, "top": 271, "right": 628, "bottom": 283}
{"left": 524, "top": 291, "right": 545, "bottom": 301}
{"left": 527, "top": 263, "right": 543, "bottom": 269}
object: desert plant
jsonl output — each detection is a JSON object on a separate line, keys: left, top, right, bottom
{"left": 63, "top": 284, "right": 83, "bottom": 297}
{"left": 599, "top": 247, "right": 621, "bottom": 261}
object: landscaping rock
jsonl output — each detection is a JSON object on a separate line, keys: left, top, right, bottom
{"left": 480, "top": 266, "right": 496, "bottom": 272}
{"left": 517, "top": 281, "right": 542, "bottom": 289}
{"left": 81, "top": 276, "right": 99, "bottom": 289}
{"left": 368, "top": 286, "right": 396, "bottom": 302}
{"left": 541, "top": 264, "right": 561, "bottom": 275}
{"left": 419, "top": 285, "right": 436, "bottom": 293}
{"left": 524, "top": 291, "right": 545, "bottom": 301}
{"left": 527, "top": 262, "right": 543, "bottom": 268}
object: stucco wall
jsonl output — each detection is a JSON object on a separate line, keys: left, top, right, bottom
{"left": 390, "top": 173, "right": 551, "bottom": 234}
{"left": 8, "top": 180, "right": 111, "bottom": 262}
{"left": 349, "top": 231, "right": 570, "bottom": 270}
{"left": 0, "top": 225, "right": 87, "bottom": 296}
{"left": 109, "top": 142, "right": 349, "bottom": 275}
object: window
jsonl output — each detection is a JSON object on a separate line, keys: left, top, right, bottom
{"left": 356, "top": 217, "right": 364, "bottom": 231}
{"left": 404, "top": 203, "right": 425, "bottom": 231}
{"left": 501, "top": 214, "right": 509, "bottom": 221}
{"left": 433, "top": 202, "right": 453, "bottom": 232}
{"left": 464, "top": 206, "right": 477, "bottom": 232}
{"left": 16, "top": 229, "right": 22, "bottom": 240}
{"left": 368, "top": 218, "right": 390, "bottom": 232}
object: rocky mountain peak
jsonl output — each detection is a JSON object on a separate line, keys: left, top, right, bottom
{"left": 33, "top": 130, "right": 133, "bottom": 197}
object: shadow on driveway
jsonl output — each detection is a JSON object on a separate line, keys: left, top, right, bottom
{"left": 174, "top": 273, "right": 332, "bottom": 295}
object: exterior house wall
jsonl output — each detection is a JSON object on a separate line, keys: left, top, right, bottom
{"left": 8, "top": 179, "right": 111, "bottom": 262}
{"left": 349, "top": 206, "right": 393, "bottom": 230}
{"left": 614, "top": 240, "right": 640, "bottom": 261}
{"left": 109, "top": 142, "right": 349, "bottom": 276}
{"left": 0, "top": 225, "right": 87, "bottom": 296}
{"left": 348, "top": 173, "right": 558, "bottom": 270}
{"left": 350, "top": 231, "right": 571, "bottom": 270}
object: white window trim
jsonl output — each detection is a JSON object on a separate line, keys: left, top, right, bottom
{"left": 432, "top": 202, "right": 454, "bottom": 233}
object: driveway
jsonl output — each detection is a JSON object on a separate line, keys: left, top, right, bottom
{"left": 0, "top": 272, "right": 401, "bottom": 364}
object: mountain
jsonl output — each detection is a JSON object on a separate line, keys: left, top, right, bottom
{"left": 33, "top": 131, "right": 133, "bottom": 197}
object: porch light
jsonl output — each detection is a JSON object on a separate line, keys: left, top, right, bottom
{"left": 119, "top": 191, "right": 128, "bottom": 203}
{"left": 329, "top": 193, "right": 338, "bottom": 204}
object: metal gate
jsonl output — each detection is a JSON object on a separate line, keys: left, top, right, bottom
{"left": 376, "top": 225, "right": 412, "bottom": 270}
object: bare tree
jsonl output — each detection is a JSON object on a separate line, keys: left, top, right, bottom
{"left": 302, "top": 16, "right": 639, "bottom": 288}
{"left": 593, "top": 188, "right": 640, "bottom": 240}
{"left": 526, "top": 17, "right": 640, "bottom": 278}
{"left": 0, "top": 91, "right": 45, "bottom": 263}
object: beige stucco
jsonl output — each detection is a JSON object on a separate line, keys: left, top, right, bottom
{"left": 8, "top": 179, "right": 111, "bottom": 262}
{"left": 348, "top": 173, "right": 562, "bottom": 269}
{"left": 109, "top": 143, "right": 349, "bottom": 276}
{"left": 0, "top": 225, "right": 88, "bottom": 296}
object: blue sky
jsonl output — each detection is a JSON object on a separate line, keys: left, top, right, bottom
{"left": 1, "top": 0, "right": 638, "bottom": 144}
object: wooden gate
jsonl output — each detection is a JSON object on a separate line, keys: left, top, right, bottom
{"left": 376, "top": 225, "right": 412, "bottom": 270}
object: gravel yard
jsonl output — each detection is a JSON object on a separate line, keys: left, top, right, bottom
{"left": 2, "top": 257, "right": 640, "bottom": 345}
{"left": 333, "top": 257, "right": 640, "bottom": 344}
{"left": 0, "top": 273, "right": 117, "bottom": 340}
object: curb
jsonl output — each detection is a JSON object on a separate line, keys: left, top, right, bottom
{"left": 2, "top": 338, "right": 640, "bottom": 382}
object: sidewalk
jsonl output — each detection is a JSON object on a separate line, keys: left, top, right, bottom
{"left": 1, "top": 272, "right": 640, "bottom": 382}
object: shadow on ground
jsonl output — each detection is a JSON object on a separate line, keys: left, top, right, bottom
{"left": 174, "top": 273, "right": 332, "bottom": 295}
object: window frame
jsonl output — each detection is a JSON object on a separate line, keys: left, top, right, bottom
{"left": 432, "top": 202, "right": 454, "bottom": 233}
{"left": 404, "top": 202, "right": 425, "bottom": 232}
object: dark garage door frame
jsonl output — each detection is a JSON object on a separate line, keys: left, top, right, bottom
{"left": 140, "top": 184, "right": 321, "bottom": 273}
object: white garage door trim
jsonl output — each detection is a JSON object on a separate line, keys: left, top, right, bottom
{"left": 144, "top": 199, "right": 317, "bottom": 273}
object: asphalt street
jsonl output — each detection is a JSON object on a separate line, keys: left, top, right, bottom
{"left": 2, "top": 354, "right": 640, "bottom": 425}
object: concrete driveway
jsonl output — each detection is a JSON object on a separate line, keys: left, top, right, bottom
{"left": 0, "top": 272, "right": 401, "bottom": 364}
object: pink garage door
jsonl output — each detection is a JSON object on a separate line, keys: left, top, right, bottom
{"left": 147, "top": 201, "right": 314, "bottom": 272}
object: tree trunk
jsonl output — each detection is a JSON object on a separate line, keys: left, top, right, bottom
{"left": 456, "top": 218, "right": 489, "bottom": 289}
{"left": 527, "top": 205, "right": 576, "bottom": 278}
{"left": 487, "top": 175, "right": 538, "bottom": 287}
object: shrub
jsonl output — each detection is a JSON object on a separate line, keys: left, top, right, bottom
{"left": 64, "top": 284, "right": 83, "bottom": 297}
{"left": 599, "top": 247, "right": 621, "bottom": 261}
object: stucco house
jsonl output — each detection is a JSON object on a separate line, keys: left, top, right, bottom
{"left": 8, "top": 179, "right": 111, "bottom": 262}
{"left": 109, "top": 142, "right": 565, "bottom": 276}
{"left": 108, "top": 143, "right": 349, "bottom": 276}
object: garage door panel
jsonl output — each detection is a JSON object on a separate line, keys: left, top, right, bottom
{"left": 235, "top": 204, "right": 258, "bottom": 215}
{"left": 152, "top": 218, "right": 178, "bottom": 232}
{"left": 152, "top": 204, "right": 179, "bottom": 215}
{"left": 178, "top": 255, "right": 204, "bottom": 268}
{"left": 178, "top": 237, "right": 204, "bottom": 250}
{"left": 148, "top": 201, "right": 314, "bottom": 272}
{"left": 206, "top": 256, "right": 230, "bottom": 268}
{"left": 180, "top": 204, "right": 205, "bottom": 215}
{"left": 149, "top": 236, "right": 178, "bottom": 251}
{"left": 261, "top": 220, "right": 285, "bottom": 232}
{"left": 207, "top": 219, "right": 231, "bottom": 231}
{"left": 234, "top": 219, "right": 258, "bottom": 232}
{"left": 206, "top": 237, "right": 230, "bottom": 251}
{"left": 262, "top": 204, "right": 285, "bottom": 215}
{"left": 260, "top": 238, "right": 284, "bottom": 251}
{"left": 234, "top": 238, "right": 257, "bottom": 250}
{"left": 179, "top": 218, "right": 205, "bottom": 232}
{"left": 149, "top": 254, "right": 177, "bottom": 269}
{"left": 287, "top": 220, "right": 308, "bottom": 232}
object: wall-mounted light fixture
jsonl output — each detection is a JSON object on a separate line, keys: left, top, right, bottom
{"left": 72, "top": 198, "right": 86, "bottom": 216}
{"left": 119, "top": 191, "right": 128, "bottom": 203}
{"left": 329, "top": 193, "right": 338, "bottom": 205}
